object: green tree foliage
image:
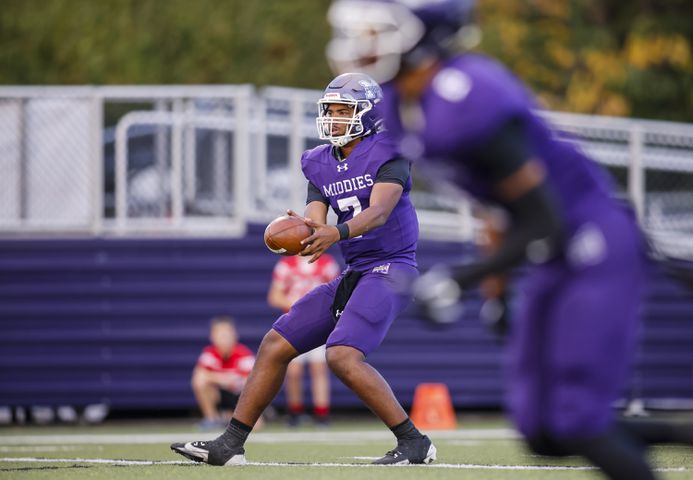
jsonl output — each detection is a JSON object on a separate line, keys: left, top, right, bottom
{"left": 1, "top": 0, "right": 692, "bottom": 121}
{"left": 0, "top": 0, "right": 334, "bottom": 88}
{"left": 479, "top": 0, "right": 693, "bottom": 121}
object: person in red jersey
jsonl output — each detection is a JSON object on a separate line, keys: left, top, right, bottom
{"left": 267, "top": 254, "right": 340, "bottom": 426}
{"left": 192, "top": 316, "right": 256, "bottom": 430}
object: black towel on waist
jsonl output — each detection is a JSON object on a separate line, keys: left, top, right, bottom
{"left": 330, "top": 269, "right": 363, "bottom": 322}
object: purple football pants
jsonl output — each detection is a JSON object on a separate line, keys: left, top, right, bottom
{"left": 273, "top": 262, "right": 418, "bottom": 357}
{"left": 509, "top": 199, "right": 646, "bottom": 439}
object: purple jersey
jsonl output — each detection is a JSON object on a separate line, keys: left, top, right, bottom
{"left": 382, "top": 53, "right": 617, "bottom": 231}
{"left": 301, "top": 132, "right": 418, "bottom": 271}
{"left": 382, "top": 53, "right": 646, "bottom": 438}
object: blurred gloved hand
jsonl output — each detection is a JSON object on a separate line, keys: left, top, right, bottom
{"left": 412, "top": 264, "right": 465, "bottom": 325}
{"left": 480, "top": 294, "right": 510, "bottom": 337}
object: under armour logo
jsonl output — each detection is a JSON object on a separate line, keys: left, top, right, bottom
{"left": 334, "top": 309, "right": 343, "bottom": 319}
{"left": 336, "top": 163, "right": 349, "bottom": 172}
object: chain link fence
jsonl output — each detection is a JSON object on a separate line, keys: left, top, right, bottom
{"left": 0, "top": 93, "right": 101, "bottom": 232}
{"left": 641, "top": 130, "right": 693, "bottom": 260}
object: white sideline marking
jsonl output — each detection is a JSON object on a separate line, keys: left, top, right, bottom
{"left": 0, "top": 457, "right": 189, "bottom": 466}
{"left": 0, "top": 457, "right": 691, "bottom": 472}
{"left": 0, "top": 446, "right": 83, "bottom": 453}
{"left": 0, "top": 428, "right": 517, "bottom": 446}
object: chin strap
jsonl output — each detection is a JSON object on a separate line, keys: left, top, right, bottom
{"left": 330, "top": 135, "right": 356, "bottom": 148}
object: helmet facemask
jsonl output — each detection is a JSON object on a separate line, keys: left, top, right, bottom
{"left": 316, "top": 97, "right": 374, "bottom": 148}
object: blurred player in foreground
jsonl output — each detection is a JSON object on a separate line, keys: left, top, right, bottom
{"left": 327, "top": 1, "right": 693, "bottom": 479}
{"left": 191, "top": 316, "right": 256, "bottom": 430}
{"left": 267, "top": 254, "right": 340, "bottom": 426}
{"left": 172, "top": 72, "right": 436, "bottom": 466}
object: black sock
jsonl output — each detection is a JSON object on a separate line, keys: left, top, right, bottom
{"left": 220, "top": 418, "right": 252, "bottom": 445}
{"left": 618, "top": 418, "right": 693, "bottom": 446}
{"left": 390, "top": 418, "right": 422, "bottom": 442}
{"left": 556, "top": 429, "right": 656, "bottom": 480}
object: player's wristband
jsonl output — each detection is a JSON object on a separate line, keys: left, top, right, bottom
{"left": 336, "top": 223, "right": 350, "bottom": 241}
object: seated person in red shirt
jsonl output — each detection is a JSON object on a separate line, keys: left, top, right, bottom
{"left": 192, "top": 316, "right": 256, "bottom": 430}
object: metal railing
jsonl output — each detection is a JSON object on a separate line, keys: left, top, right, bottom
{"left": 0, "top": 85, "right": 692, "bottom": 255}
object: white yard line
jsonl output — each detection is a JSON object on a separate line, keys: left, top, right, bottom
{"left": 0, "top": 457, "right": 691, "bottom": 472}
{"left": 0, "top": 457, "right": 189, "bottom": 466}
{"left": 0, "top": 428, "right": 517, "bottom": 445}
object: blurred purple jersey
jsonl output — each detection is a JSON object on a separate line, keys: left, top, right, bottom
{"left": 301, "top": 132, "right": 418, "bottom": 272}
{"left": 381, "top": 53, "right": 647, "bottom": 439}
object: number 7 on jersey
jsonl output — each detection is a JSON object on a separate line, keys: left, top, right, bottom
{"left": 337, "top": 195, "right": 363, "bottom": 239}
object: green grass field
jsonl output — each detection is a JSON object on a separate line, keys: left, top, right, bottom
{"left": 1, "top": 414, "right": 692, "bottom": 479}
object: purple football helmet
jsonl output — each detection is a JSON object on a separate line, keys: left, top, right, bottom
{"left": 316, "top": 72, "right": 384, "bottom": 147}
{"left": 326, "top": 0, "right": 477, "bottom": 83}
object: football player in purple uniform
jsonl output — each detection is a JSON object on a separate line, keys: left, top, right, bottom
{"left": 327, "top": 1, "right": 693, "bottom": 479}
{"left": 171, "top": 73, "right": 436, "bottom": 466}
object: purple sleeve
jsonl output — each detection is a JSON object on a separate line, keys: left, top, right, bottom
{"left": 300, "top": 145, "right": 331, "bottom": 187}
{"left": 300, "top": 150, "right": 313, "bottom": 178}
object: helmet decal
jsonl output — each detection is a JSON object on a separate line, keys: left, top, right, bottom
{"left": 358, "top": 79, "right": 380, "bottom": 100}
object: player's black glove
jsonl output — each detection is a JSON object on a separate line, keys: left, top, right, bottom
{"left": 412, "top": 264, "right": 466, "bottom": 325}
{"left": 414, "top": 262, "right": 512, "bottom": 335}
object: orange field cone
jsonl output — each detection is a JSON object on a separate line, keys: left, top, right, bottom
{"left": 410, "top": 383, "right": 457, "bottom": 430}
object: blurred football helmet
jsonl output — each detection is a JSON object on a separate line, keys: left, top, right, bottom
{"left": 326, "top": 0, "right": 478, "bottom": 83}
{"left": 316, "top": 72, "right": 384, "bottom": 147}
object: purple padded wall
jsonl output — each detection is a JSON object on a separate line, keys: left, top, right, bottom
{"left": 1, "top": 224, "right": 691, "bottom": 411}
